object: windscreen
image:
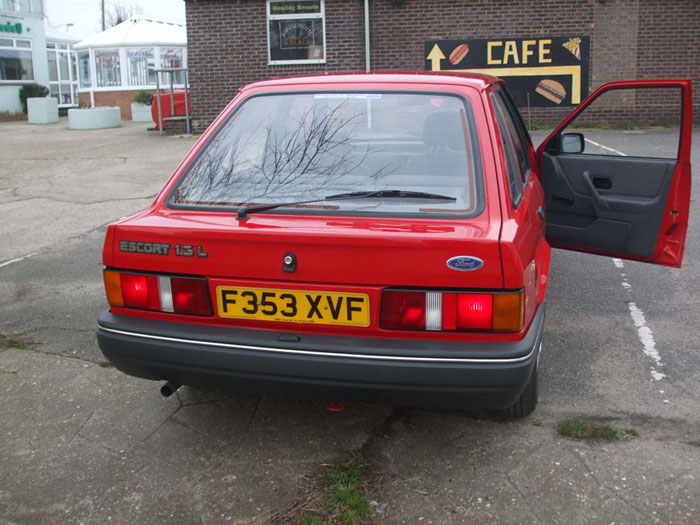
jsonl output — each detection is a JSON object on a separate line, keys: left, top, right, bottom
{"left": 171, "top": 92, "right": 483, "bottom": 216}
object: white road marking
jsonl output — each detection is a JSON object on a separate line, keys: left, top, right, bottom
{"left": 612, "top": 258, "right": 668, "bottom": 395}
{"left": 0, "top": 252, "right": 38, "bottom": 269}
{"left": 584, "top": 137, "right": 628, "bottom": 157}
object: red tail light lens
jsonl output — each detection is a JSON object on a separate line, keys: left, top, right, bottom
{"left": 104, "top": 270, "right": 212, "bottom": 316}
{"left": 380, "top": 290, "right": 426, "bottom": 330}
{"left": 457, "top": 293, "right": 493, "bottom": 330}
{"left": 171, "top": 277, "right": 213, "bottom": 316}
{"left": 121, "top": 274, "right": 160, "bottom": 310}
{"left": 381, "top": 289, "right": 522, "bottom": 333}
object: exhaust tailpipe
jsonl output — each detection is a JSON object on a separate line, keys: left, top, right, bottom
{"left": 160, "top": 381, "right": 181, "bottom": 398}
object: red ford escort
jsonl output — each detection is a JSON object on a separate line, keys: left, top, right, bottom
{"left": 97, "top": 73, "right": 692, "bottom": 416}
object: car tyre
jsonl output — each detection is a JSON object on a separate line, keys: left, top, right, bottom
{"left": 505, "top": 345, "right": 540, "bottom": 417}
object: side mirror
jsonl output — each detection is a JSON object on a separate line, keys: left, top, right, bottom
{"left": 561, "top": 133, "right": 585, "bottom": 154}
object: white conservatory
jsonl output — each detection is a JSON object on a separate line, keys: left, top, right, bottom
{"left": 74, "top": 17, "right": 186, "bottom": 118}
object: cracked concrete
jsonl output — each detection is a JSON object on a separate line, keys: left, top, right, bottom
{"left": 2, "top": 122, "right": 700, "bottom": 523}
{"left": 0, "top": 119, "right": 196, "bottom": 262}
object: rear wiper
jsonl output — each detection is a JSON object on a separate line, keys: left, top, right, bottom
{"left": 236, "top": 189, "right": 456, "bottom": 221}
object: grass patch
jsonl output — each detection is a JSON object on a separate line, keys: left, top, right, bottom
{"left": 98, "top": 361, "right": 113, "bottom": 368}
{"left": 2, "top": 336, "right": 28, "bottom": 349}
{"left": 279, "top": 454, "right": 375, "bottom": 525}
{"left": 323, "top": 456, "right": 373, "bottom": 524}
{"left": 558, "top": 418, "right": 639, "bottom": 442}
{"left": 527, "top": 120, "right": 544, "bottom": 131}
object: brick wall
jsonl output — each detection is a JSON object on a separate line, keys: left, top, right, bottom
{"left": 185, "top": 0, "right": 699, "bottom": 132}
{"left": 186, "top": 0, "right": 365, "bottom": 132}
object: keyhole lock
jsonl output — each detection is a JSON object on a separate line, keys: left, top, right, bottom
{"left": 283, "top": 253, "right": 297, "bottom": 272}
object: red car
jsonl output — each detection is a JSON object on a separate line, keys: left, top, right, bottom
{"left": 97, "top": 73, "right": 692, "bottom": 416}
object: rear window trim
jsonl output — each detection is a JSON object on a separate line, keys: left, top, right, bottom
{"left": 165, "top": 89, "right": 487, "bottom": 221}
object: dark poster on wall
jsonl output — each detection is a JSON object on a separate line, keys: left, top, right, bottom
{"left": 424, "top": 36, "right": 590, "bottom": 107}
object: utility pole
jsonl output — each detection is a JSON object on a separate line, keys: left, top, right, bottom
{"left": 101, "top": 0, "right": 105, "bottom": 30}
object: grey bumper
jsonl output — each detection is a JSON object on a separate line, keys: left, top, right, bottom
{"left": 97, "top": 304, "right": 545, "bottom": 410}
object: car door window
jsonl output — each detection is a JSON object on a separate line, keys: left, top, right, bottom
{"left": 555, "top": 87, "right": 682, "bottom": 159}
{"left": 491, "top": 92, "right": 523, "bottom": 207}
{"left": 497, "top": 89, "right": 532, "bottom": 184}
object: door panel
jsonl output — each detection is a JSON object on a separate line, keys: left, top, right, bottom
{"left": 536, "top": 79, "right": 692, "bottom": 267}
{"left": 542, "top": 154, "right": 675, "bottom": 257}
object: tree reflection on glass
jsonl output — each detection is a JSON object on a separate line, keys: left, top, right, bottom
{"left": 174, "top": 101, "right": 392, "bottom": 207}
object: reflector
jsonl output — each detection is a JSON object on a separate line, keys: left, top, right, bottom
{"left": 171, "top": 277, "right": 213, "bottom": 316}
{"left": 381, "top": 290, "right": 426, "bottom": 330}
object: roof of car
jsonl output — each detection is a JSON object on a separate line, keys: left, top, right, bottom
{"left": 241, "top": 72, "right": 501, "bottom": 92}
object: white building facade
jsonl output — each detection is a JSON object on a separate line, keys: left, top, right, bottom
{"left": 1, "top": 1, "right": 81, "bottom": 113}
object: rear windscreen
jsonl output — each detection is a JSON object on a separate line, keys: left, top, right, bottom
{"left": 170, "top": 92, "right": 484, "bottom": 217}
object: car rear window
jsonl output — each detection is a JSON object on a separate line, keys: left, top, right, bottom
{"left": 170, "top": 91, "right": 484, "bottom": 217}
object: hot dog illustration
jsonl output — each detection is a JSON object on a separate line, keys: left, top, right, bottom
{"left": 449, "top": 44, "right": 469, "bottom": 65}
{"left": 535, "top": 79, "right": 566, "bottom": 104}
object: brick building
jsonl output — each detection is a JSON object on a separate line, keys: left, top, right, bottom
{"left": 184, "top": 0, "right": 699, "bottom": 133}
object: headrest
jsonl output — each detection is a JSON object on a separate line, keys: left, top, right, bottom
{"left": 422, "top": 112, "right": 466, "bottom": 150}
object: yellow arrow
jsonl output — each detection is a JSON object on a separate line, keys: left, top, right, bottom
{"left": 426, "top": 44, "right": 445, "bottom": 71}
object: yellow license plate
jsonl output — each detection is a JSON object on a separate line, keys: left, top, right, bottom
{"left": 216, "top": 286, "right": 370, "bottom": 327}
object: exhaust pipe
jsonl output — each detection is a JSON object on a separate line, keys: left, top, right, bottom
{"left": 160, "top": 381, "right": 181, "bottom": 398}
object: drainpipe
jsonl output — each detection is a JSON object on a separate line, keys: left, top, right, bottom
{"left": 364, "top": 0, "right": 370, "bottom": 72}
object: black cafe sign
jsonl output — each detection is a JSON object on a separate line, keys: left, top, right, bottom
{"left": 270, "top": 1, "right": 321, "bottom": 15}
{"left": 425, "top": 36, "right": 590, "bottom": 107}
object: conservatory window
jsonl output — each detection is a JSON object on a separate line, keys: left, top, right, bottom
{"left": 127, "top": 47, "right": 155, "bottom": 86}
{"left": 77, "top": 51, "right": 90, "bottom": 88}
{"left": 94, "top": 48, "right": 121, "bottom": 87}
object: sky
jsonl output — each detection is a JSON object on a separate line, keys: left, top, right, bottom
{"left": 45, "top": 0, "right": 186, "bottom": 38}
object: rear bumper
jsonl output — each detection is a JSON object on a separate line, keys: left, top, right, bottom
{"left": 97, "top": 304, "right": 545, "bottom": 410}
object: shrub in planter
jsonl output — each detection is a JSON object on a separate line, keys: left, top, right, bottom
{"left": 19, "top": 85, "right": 49, "bottom": 113}
{"left": 133, "top": 90, "right": 153, "bottom": 106}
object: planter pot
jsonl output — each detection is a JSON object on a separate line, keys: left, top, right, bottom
{"left": 131, "top": 102, "right": 152, "bottom": 122}
{"left": 27, "top": 97, "right": 58, "bottom": 124}
{"left": 68, "top": 107, "right": 121, "bottom": 129}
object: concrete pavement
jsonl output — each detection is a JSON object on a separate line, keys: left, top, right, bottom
{"left": 1, "top": 120, "right": 700, "bottom": 524}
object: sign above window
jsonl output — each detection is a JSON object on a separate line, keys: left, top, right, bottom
{"left": 268, "top": 0, "right": 325, "bottom": 65}
{"left": 270, "top": 1, "right": 321, "bottom": 15}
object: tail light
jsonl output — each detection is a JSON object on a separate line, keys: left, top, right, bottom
{"left": 103, "top": 270, "right": 213, "bottom": 316}
{"left": 381, "top": 289, "right": 522, "bottom": 332}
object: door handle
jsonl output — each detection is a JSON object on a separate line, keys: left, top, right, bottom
{"left": 592, "top": 176, "right": 612, "bottom": 190}
{"left": 537, "top": 206, "right": 545, "bottom": 220}
{"left": 582, "top": 170, "right": 612, "bottom": 211}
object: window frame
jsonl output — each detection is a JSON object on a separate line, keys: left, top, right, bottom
{"left": 0, "top": 37, "right": 34, "bottom": 83}
{"left": 266, "top": 0, "right": 326, "bottom": 66}
{"left": 46, "top": 41, "right": 79, "bottom": 107}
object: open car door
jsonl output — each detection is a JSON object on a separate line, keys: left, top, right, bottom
{"left": 536, "top": 80, "right": 692, "bottom": 267}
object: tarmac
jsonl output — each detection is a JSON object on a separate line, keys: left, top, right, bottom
{"left": 1, "top": 119, "right": 700, "bottom": 524}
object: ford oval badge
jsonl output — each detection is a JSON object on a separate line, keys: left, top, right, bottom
{"left": 446, "top": 256, "right": 484, "bottom": 272}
